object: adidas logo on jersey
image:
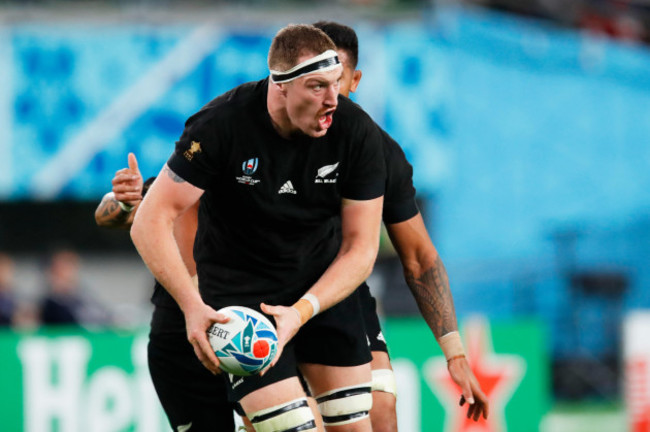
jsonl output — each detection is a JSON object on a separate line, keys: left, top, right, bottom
{"left": 278, "top": 181, "right": 297, "bottom": 194}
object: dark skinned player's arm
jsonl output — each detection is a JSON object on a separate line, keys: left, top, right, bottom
{"left": 94, "top": 192, "right": 139, "bottom": 229}
{"left": 386, "top": 212, "right": 457, "bottom": 338}
{"left": 387, "top": 212, "right": 490, "bottom": 420}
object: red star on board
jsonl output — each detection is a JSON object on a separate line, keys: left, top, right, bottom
{"left": 424, "top": 318, "right": 525, "bottom": 432}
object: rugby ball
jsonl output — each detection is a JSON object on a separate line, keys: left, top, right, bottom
{"left": 207, "top": 306, "right": 278, "bottom": 376}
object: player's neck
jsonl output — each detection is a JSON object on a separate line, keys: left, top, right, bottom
{"left": 267, "top": 87, "right": 295, "bottom": 139}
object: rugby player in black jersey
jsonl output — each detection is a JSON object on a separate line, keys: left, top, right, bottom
{"left": 131, "top": 25, "right": 385, "bottom": 432}
{"left": 97, "top": 22, "right": 488, "bottom": 432}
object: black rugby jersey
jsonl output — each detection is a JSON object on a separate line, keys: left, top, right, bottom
{"left": 150, "top": 118, "right": 418, "bottom": 312}
{"left": 381, "top": 129, "right": 418, "bottom": 224}
{"left": 167, "top": 79, "right": 385, "bottom": 306}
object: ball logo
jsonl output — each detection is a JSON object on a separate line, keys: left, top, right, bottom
{"left": 207, "top": 306, "right": 278, "bottom": 376}
{"left": 242, "top": 158, "right": 259, "bottom": 175}
{"left": 207, "top": 326, "right": 230, "bottom": 340}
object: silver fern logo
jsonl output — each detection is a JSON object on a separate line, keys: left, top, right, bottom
{"left": 315, "top": 162, "right": 339, "bottom": 184}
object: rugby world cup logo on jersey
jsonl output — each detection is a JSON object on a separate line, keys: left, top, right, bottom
{"left": 315, "top": 162, "right": 339, "bottom": 184}
{"left": 242, "top": 158, "right": 258, "bottom": 175}
{"left": 236, "top": 158, "right": 261, "bottom": 186}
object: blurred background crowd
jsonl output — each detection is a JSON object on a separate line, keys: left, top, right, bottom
{"left": 466, "top": 0, "right": 650, "bottom": 44}
{"left": 0, "top": 249, "right": 112, "bottom": 329}
{"left": 7, "top": 0, "right": 650, "bottom": 45}
{"left": 1, "top": 0, "right": 650, "bottom": 430}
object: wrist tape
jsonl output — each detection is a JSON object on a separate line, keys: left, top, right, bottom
{"left": 438, "top": 331, "right": 465, "bottom": 361}
{"left": 291, "top": 294, "right": 320, "bottom": 325}
{"left": 118, "top": 200, "right": 135, "bottom": 213}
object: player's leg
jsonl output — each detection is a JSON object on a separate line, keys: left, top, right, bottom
{"left": 307, "top": 396, "right": 326, "bottom": 431}
{"left": 148, "top": 307, "right": 236, "bottom": 431}
{"left": 301, "top": 363, "right": 373, "bottom": 432}
{"left": 301, "top": 371, "right": 327, "bottom": 432}
{"left": 238, "top": 394, "right": 324, "bottom": 432}
{"left": 294, "top": 290, "right": 374, "bottom": 432}
{"left": 369, "top": 351, "right": 398, "bottom": 432}
{"left": 240, "top": 377, "right": 319, "bottom": 432}
{"left": 230, "top": 341, "right": 320, "bottom": 432}
{"left": 358, "top": 283, "right": 398, "bottom": 432}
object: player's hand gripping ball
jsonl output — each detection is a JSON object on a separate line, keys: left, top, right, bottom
{"left": 207, "top": 306, "right": 278, "bottom": 376}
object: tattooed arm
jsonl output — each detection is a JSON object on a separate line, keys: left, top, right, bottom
{"left": 94, "top": 192, "right": 138, "bottom": 228}
{"left": 386, "top": 213, "right": 456, "bottom": 338}
{"left": 387, "top": 213, "right": 489, "bottom": 421}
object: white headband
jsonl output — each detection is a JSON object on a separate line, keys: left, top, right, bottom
{"left": 270, "top": 49, "right": 342, "bottom": 83}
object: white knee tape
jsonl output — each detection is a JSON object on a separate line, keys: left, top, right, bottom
{"left": 315, "top": 383, "right": 373, "bottom": 426}
{"left": 249, "top": 398, "right": 316, "bottom": 432}
{"left": 371, "top": 369, "right": 397, "bottom": 398}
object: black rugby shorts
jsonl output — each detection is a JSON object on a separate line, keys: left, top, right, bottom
{"left": 357, "top": 283, "right": 389, "bottom": 354}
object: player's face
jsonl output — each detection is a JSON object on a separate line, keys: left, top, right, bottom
{"left": 336, "top": 50, "right": 361, "bottom": 98}
{"left": 284, "top": 62, "right": 342, "bottom": 138}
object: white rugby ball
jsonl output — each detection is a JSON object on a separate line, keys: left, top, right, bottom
{"left": 207, "top": 306, "right": 278, "bottom": 376}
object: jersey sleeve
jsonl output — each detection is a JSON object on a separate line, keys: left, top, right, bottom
{"left": 381, "top": 130, "right": 419, "bottom": 224}
{"left": 341, "top": 118, "right": 386, "bottom": 201}
{"left": 166, "top": 111, "right": 222, "bottom": 190}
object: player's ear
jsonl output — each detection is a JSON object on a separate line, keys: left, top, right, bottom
{"left": 349, "top": 70, "right": 362, "bottom": 93}
{"left": 274, "top": 82, "right": 289, "bottom": 97}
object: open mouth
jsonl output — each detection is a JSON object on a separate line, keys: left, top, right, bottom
{"left": 318, "top": 110, "right": 335, "bottom": 130}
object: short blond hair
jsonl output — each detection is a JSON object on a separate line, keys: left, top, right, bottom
{"left": 268, "top": 24, "right": 336, "bottom": 72}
